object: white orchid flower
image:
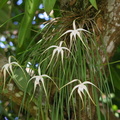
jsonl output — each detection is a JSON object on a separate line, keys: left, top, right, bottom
{"left": 60, "top": 79, "right": 102, "bottom": 109}
{"left": 27, "top": 65, "right": 58, "bottom": 101}
{"left": 60, "top": 20, "right": 91, "bottom": 49}
{"left": 43, "top": 41, "right": 72, "bottom": 68}
{"left": 1, "top": 56, "right": 23, "bottom": 90}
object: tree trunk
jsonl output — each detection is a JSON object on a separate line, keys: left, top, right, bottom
{"left": 58, "top": 0, "right": 120, "bottom": 119}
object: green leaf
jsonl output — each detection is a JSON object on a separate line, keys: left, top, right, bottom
{"left": 0, "top": 12, "right": 23, "bottom": 28}
{"left": 42, "top": 0, "right": 56, "bottom": 14}
{"left": 110, "top": 66, "right": 120, "bottom": 90}
{"left": 89, "top": 0, "right": 98, "bottom": 10}
{"left": 18, "top": 0, "right": 40, "bottom": 47}
{"left": 0, "top": 9, "right": 9, "bottom": 23}
{"left": 17, "top": 14, "right": 31, "bottom": 47}
{"left": 0, "top": 0, "right": 8, "bottom": 8}
{"left": 13, "top": 68, "right": 33, "bottom": 95}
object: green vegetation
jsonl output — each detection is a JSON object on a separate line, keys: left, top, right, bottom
{"left": 0, "top": 0, "right": 120, "bottom": 120}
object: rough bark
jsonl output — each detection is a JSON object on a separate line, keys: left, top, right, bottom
{"left": 59, "top": 0, "right": 120, "bottom": 120}
{"left": 86, "top": 0, "right": 120, "bottom": 119}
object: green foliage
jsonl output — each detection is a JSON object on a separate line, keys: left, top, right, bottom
{"left": 110, "top": 66, "right": 120, "bottom": 91}
{"left": 17, "top": 0, "right": 40, "bottom": 48}
{"left": 0, "top": 9, "right": 9, "bottom": 24}
{"left": 42, "top": 0, "right": 57, "bottom": 14}
{"left": 1, "top": 0, "right": 120, "bottom": 120}
{"left": 0, "top": 0, "right": 8, "bottom": 8}
{"left": 89, "top": 0, "right": 98, "bottom": 9}
{"left": 13, "top": 68, "right": 33, "bottom": 95}
{"left": 16, "top": 17, "right": 111, "bottom": 119}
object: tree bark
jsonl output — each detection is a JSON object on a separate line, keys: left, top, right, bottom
{"left": 59, "top": 0, "right": 120, "bottom": 119}
{"left": 85, "top": 0, "right": 120, "bottom": 119}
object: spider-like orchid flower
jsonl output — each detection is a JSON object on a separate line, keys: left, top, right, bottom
{"left": 43, "top": 41, "right": 72, "bottom": 67}
{"left": 60, "top": 79, "right": 102, "bottom": 109}
{"left": 60, "top": 20, "right": 91, "bottom": 49}
{"left": 27, "top": 66, "right": 58, "bottom": 101}
{"left": 1, "top": 56, "right": 23, "bottom": 90}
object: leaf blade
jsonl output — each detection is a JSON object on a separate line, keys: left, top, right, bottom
{"left": 0, "top": 0, "right": 8, "bottom": 8}
{"left": 89, "top": 0, "right": 98, "bottom": 10}
{"left": 43, "top": 0, "right": 56, "bottom": 14}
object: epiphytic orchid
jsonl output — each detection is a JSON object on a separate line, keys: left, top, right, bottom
{"left": 1, "top": 56, "right": 23, "bottom": 90}
{"left": 42, "top": 41, "right": 72, "bottom": 68}
{"left": 27, "top": 65, "right": 58, "bottom": 101}
{"left": 60, "top": 79, "right": 102, "bottom": 109}
{"left": 59, "top": 20, "right": 91, "bottom": 50}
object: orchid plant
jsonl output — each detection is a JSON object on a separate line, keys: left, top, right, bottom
{"left": 42, "top": 41, "right": 73, "bottom": 68}
{"left": 27, "top": 65, "right": 58, "bottom": 101}
{"left": 59, "top": 20, "right": 91, "bottom": 50}
{"left": 1, "top": 56, "right": 24, "bottom": 90}
{"left": 60, "top": 79, "right": 102, "bottom": 109}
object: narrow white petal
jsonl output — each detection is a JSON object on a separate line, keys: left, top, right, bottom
{"left": 42, "top": 74, "right": 51, "bottom": 79}
{"left": 77, "top": 33, "right": 88, "bottom": 49}
{"left": 3, "top": 69, "right": 6, "bottom": 89}
{"left": 62, "top": 47, "right": 71, "bottom": 53}
{"left": 59, "top": 30, "right": 73, "bottom": 39}
{"left": 47, "top": 49, "right": 57, "bottom": 68}
{"left": 9, "top": 64, "right": 14, "bottom": 75}
{"left": 69, "top": 85, "right": 80, "bottom": 101}
{"left": 42, "top": 45, "right": 57, "bottom": 54}
{"left": 8, "top": 56, "right": 12, "bottom": 63}
{"left": 42, "top": 74, "right": 59, "bottom": 89}
{"left": 77, "top": 88, "right": 84, "bottom": 109}
{"left": 41, "top": 79, "right": 48, "bottom": 97}
{"left": 83, "top": 81, "right": 102, "bottom": 93}
{"left": 28, "top": 76, "right": 38, "bottom": 84}
{"left": 60, "top": 79, "right": 79, "bottom": 90}
{"left": 77, "top": 28, "right": 91, "bottom": 33}
{"left": 84, "top": 86, "right": 96, "bottom": 105}
{"left": 59, "top": 41, "right": 63, "bottom": 47}
{"left": 38, "top": 66, "right": 41, "bottom": 75}
{"left": 70, "top": 33, "right": 74, "bottom": 49}
{"left": 60, "top": 50, "right": 64, "bottom": 65}
{"left": 73, "top": 20, "right": 77, "bottom": 30}
{"left": 30, "top": 80, "right": 39, "bottom": 102}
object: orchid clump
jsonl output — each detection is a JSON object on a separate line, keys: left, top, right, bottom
{"left": 60, "top": 79, "right": 102, "bottom": 109}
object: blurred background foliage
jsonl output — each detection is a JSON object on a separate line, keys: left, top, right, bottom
{"left": 0, "top": 1, "right": 51, "bottom": 119}
{"left": 0, "top": 0, "right": 120, "bottom": 120}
